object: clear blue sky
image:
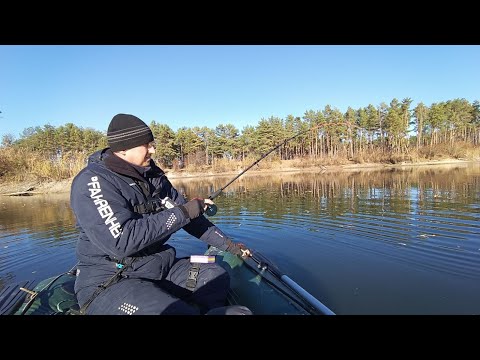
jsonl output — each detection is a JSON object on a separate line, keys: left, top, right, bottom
{"left": 1, "top": 45, "right": 479, "bottom": 139}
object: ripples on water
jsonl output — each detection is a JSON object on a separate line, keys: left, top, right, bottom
{"left": 1, "top": 162, "right": 479, "bottom": 314}
{"left": 172, "top": 163, "right": 480, "bottom": 315}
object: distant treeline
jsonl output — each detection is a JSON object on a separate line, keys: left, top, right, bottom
{"left": 1, "top": 98, "right": 479, "bottom": 181}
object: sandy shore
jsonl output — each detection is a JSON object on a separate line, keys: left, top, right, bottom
{"left": 0, "top": 158, "right": 476, "bottom": 196}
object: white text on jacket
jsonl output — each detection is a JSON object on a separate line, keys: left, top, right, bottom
{"left": 88, "top": 176, "right": 122, "bottom": 238}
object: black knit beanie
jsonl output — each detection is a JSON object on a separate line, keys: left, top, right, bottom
{"left": 107, "top": 114, "right": 154, "bottom": 152}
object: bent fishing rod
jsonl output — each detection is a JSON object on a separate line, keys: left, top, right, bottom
{"left": 205, "top": 125, "right": 320, "bottom": 216}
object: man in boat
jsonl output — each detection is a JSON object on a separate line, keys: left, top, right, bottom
{"left": 70, "top": 114, "right": 252, "bottom": 315}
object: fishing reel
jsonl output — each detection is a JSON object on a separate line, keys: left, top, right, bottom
{"left": 205, "top": 204, "right": 217, "bottom": 216}
{"left": 205, "top": 190, "right": 223, "bottom": 217}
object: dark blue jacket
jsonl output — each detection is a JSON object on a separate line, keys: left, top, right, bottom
{"left": 70, "top": 149, "right": 231, "bottom": 305}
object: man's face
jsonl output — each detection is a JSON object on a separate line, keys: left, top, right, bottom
{"left": 123, "top": 141, "right": 156, "bottom": 167}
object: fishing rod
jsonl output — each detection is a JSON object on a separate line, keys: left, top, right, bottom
{"left": 205, "top": 126, "right": 315, "bottom": 216}
{"left": 204, "top": 120, "right": 357, "bottom": 215}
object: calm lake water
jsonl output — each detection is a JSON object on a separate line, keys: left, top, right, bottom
{"left": 1, "top": 162, "right": 479, "bottom": 314}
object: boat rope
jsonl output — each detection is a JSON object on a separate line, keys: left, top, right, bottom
{"left": 17, "top": 272, "right": 66, "bottom": 315}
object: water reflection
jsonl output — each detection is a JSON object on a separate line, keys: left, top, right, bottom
{"left": 171, "top": 163, "right": 480, "bottom": 314}
{"left": 0, "top": 194, "right": 77, "bottom": 287}
{"left": 0, "top": 193, "right": 76, "bottom": 231}
{"left": 1, "top": 162, "right": 479, "bottom": 314}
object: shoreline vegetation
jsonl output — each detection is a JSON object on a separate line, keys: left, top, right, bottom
{"left": 1, "top": 97, "right": 479, "bottom": 195}
{"left": 0, "top": 158, "right": 477, "bottom": 196}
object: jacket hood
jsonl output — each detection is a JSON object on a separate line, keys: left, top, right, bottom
{"left": 87, "top": 148, "right": 109, "bottom": 166}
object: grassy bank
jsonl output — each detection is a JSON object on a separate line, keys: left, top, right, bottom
{"left": 0, "top": 158, "right": 477, "bottom": 196}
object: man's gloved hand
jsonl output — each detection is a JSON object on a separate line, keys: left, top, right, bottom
{"left": 225, "top": 239, "right": 252, "bottom": 258}
{"left": 179, "top": 198, "right": 205, "bottom": 219}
